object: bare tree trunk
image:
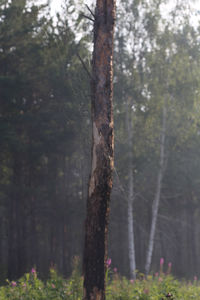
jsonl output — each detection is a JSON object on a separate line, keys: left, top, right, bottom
{"left": 83, "top": 1, "right": 116, "bottom": 300}
{"left": 8, "top": 153, "right": 22, "bottom": 279}
{"left": 145, "top": 101, "right": 167, "bottom": 275}
{"left": 126, "top": 99, "right": 136, "bottom": 279}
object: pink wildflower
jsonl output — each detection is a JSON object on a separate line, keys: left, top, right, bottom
{"left": 130, "top": 279, "right": 134, "bottom": 284}
{"left": 113, "top": 267, "right": 117, "bottom": 273}
{"left": 158, "top": 277, "right": 163, "bottom": 282}
{"left": 160, "top": 258, "right": 164, "bottom": 266}
{"left": 155, "top": 272, "right": 159, "bottom": 277}
{"left": 144, "top": 289, "right": 149, "bottom": 294}
{"left": 167, "top": 262, "right": 172, "bottom": 274}
{"left": 23, "top": 283, "right": 26, "bottom": 288}
{"left": 160, "top": 257, "right": 164, "bottom": 273}
{"left": 52, "top": 283, "right": 56, "bottom": 288}
{"left": 11, "top": 281, "right": 17, "bottom": 287}
{"left": 106, "top": 258, "right": 111, "bottom": 267}
{"left": 31, "top": 267, "right": 37, "bottom": 278}
{"left": 194, "top": 276, "right": 198, "bottom": 281}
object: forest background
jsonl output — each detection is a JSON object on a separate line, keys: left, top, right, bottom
{"left": 1, "top": 0, "right": 200, "bottom": 282}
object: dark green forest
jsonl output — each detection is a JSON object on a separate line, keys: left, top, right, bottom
{"left": 1, "top": 0, "right": 200, "bottom": 283}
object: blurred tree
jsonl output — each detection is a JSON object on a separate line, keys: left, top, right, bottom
{"left": 0, "top": 0, "right": 90, "bottom": 280}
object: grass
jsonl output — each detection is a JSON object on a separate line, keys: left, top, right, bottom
{"left": 0, "top": 260, "right": 200, "bottom": 299}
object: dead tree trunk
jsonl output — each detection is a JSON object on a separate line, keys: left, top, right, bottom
{"left": 83, "top": 1, "right": 116, "bottom": 300}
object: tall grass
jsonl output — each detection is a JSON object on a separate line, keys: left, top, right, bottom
{"left": 1, "top": 258, "right": 200, "bottom": 299}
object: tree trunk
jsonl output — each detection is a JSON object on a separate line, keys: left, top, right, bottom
{"left": 8, "top": 152, "right": 25, "bottom": 279}
{"left": 126, "top": 99, "right": 136, "bottom": 279}
{"left": 83, "top": 0, "right": 116, "bottom": 299}
{"left": 145, "top": 102, "right": 167, "bottom": 275}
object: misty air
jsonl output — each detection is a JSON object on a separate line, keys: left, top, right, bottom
{"left": 1, "top": 0, "right": 200, "bottom": 299}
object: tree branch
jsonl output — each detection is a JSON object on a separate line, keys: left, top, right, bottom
{"left": 114, "top": 167, "right": 128, "bottom": 200}
{"left": 85, "top": 4, "right": 95, "bottom": 18}
{"left": 80, "top": 13, "right": 94, "bottom": 22}
{"left": 76, "top": 53, "right": 92, "bottom": 79}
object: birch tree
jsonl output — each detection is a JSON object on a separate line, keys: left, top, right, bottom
{"left": 114, "top": 0, "right": 163, "bottom": 278}
{"left": 114, "top": 32, "right": 137, "bottom": 279}
{"left": 145, "top": 100, "right": 167, "bottom": 275}
{"left": 144, "top": 18, "right": 200, "bottom": 274}
{"left": 83, "top": 0, "right": 116, "bottom": 299}
{"left": 126, "top": 98, "right": 137, "bottom": 279}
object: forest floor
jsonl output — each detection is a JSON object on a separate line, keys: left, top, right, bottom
{"left": 0, "top": 266, "right": 200, "bottom": 299}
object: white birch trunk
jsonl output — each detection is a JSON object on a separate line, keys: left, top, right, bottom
{"left": 126, "top": 99, "right": 136, "bottom": 279}
{"left": 145, "top": 102, "right": 167, "bottom": 275}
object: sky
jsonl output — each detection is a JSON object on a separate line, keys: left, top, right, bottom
{"left": 49, "top": 0, "right": 200, "bottom": 27}
{"left": 50, "top": 0, "right": 200, "bottom": 15}
{"left": 50, "top": 0, "right": 93, "bottom": 15}
{"left": 49, "top": 0, "right": 63, "bottom": 15}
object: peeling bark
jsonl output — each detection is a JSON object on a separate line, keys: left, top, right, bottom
{"left": 83, "top": 1, "right": 116, "bottom": 300}
{"left": 89, "top": 122, "right": 101, "bottom": 197}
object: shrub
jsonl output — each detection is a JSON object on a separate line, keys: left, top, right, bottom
{"left": 0, "top": 263, "right": 200, "bottom": 299}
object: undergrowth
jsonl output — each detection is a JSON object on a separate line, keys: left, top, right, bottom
{"left": 0, "top": 259, "right": 200, "bottom": 299}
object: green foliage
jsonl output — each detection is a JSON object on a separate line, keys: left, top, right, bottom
{"left": 0, "top": 0, "right": 90, "bottom": 280}
{"left": 1, "top": 0, "right": 200, "bottom": 285}
{"left": 1, "top": 268, "right": 200, "bottom": 299}
{"left": 0, "top": 266, "right": 83, "bottom": 300}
